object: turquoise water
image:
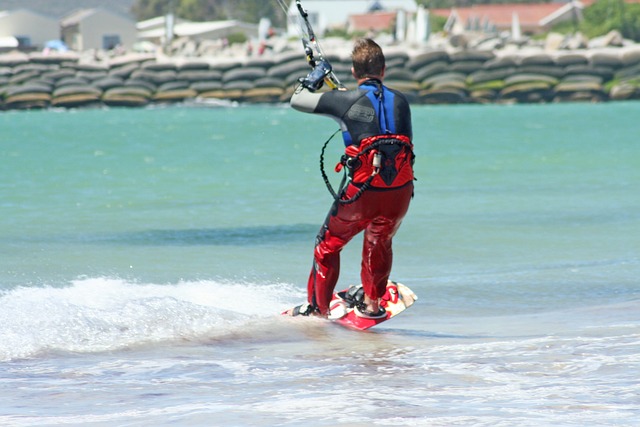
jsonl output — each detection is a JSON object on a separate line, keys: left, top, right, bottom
{"left": 1, "top": 102, "right": 639, "bottom": 425}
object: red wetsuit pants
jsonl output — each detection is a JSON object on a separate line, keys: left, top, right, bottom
{"left": 307, "top": 181, "right": 414, "bottom": 314}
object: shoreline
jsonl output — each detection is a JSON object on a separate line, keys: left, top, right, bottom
{"left": 2, "top": 43, "right": 640, "bottom": 110}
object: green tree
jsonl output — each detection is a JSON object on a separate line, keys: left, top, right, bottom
{"left": 176, "top": 0, "right": 227, "bottom": 21}
{"left": 131, "top": 0, "right": 286, "bottom": 25}
{"left": 582, "top": 0, "right": 640, "bottom": 41}
{"left": 131, "top": 0, "right": 174, "bottom": 20}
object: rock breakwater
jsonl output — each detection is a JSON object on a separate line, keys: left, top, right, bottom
{"left": 2, "top": 47, "right": 640, "bottom": 110}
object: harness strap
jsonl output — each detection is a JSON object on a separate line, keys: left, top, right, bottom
{"left": 320, "top": 132, "right": 414, "bottom": 205}
{"left": 337, "top": 134, "right": 414, "bottom": 188}
{"left": 320, "top": 130, "right": 375, "bottom": 205}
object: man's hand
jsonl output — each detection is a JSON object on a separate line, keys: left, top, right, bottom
{"left": 299, "top": 60, "right": 332, "bottom": 91}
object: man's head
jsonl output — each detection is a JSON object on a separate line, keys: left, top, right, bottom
{"left": 351, "top": 38, "right": 386, "bottom": 81}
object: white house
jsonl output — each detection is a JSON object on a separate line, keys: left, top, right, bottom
{"left": 137, "top": 15, "right": 194, "bottom": 33}
{"left": 0, "top": 9, "right": 59, "bottom": 49}
{"left": 286, "top": 0, "right": 418, "bottom": 37}
{"left": 138, "top": 19, "right": 258, "bottom": 44}
{"left": 61, "top": 8, "right": 137, "bottom": 51}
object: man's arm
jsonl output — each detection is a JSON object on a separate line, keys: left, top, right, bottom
{"left": 290, "top": 85, "right": 323, "bottom": 113}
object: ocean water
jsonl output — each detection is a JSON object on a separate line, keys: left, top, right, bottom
{"left": 1, "top": 101, "right": 639, "bottom": 426}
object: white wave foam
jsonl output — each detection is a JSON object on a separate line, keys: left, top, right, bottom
{"left": 0, "top": 277, "right": 305, "bottom": 361}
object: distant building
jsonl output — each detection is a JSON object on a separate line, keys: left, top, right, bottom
{"left": 432, "top": 2, "right": 586, "bottom": 36}
{"left": 137, "top": 18, "right": 258, "bottom": 44}
{"left": 348, "top": 11, "right": 397, "bottom": 35}
{"left": 61, "top": 8, "right": 137, "bottom": 51}
{"left": 0, "top": 9, "right": 59, "bottom": 49}
{"left": 137, "top": 15, "right": 191, "bottom": 34}
{"left": 286, "top": 0, "right": 418, "bottom": 37}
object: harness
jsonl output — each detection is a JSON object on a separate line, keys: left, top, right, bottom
{"left": 320, "top": 80, "right": 415, "bottom": 205}
{"left": 339, "top": 133, "right": 414, "bottom": 186}
{"left": 320, "top": 133, "right": 414, "bottom": 205}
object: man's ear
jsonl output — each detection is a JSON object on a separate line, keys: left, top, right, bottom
{"left": 351, "top": 66, "right": 358, "bottom": 79}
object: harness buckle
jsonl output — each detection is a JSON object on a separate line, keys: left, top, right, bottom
{"left": 372, "top": 152, "right": 382, "bottom": 169}
{"left": 335, "top": 154, "right": 350, "bottom": 172}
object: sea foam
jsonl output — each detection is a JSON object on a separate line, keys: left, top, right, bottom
{"left": 0, "top": 277, "right": 304, "bottom": 361}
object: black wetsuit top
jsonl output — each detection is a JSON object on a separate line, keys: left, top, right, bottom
{"left": 290, "top": 79, "right": 412, "bottom": 147}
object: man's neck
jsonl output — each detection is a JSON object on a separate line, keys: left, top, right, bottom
{"left": 357, "top": 76, "right": 383, "bottom": 85}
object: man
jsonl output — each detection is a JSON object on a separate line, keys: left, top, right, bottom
{"left": 289, "top": 38, "right": 414, "bottom": 319}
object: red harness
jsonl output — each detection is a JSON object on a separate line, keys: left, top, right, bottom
{"left": 336, "top": 134, "right": 414, "bottom": 189}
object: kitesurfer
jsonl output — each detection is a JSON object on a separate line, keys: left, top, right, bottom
{"left": 288, "top": 38, "right": 414, "bottom": 319}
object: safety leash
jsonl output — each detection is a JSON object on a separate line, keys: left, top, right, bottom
{"left": 319, "top": 131, "right": 378, "bottom": 205}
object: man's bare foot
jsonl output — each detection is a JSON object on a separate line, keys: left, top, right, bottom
{"left": 355, "top": 295, "right": 386, "bottom": 319}
{"left": 363, "top": 295, "right": 380, "bottom": 313}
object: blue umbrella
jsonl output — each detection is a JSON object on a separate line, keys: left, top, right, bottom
{"left": 45, "top": 40, "right": 69, "bottom": 52}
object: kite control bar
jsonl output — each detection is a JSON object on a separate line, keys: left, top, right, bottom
{"left": 296, "top": 0, "right": 343, "bottom": 90}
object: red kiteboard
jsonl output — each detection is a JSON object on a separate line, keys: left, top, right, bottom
{"left": 328, "top": 281, "right": 417, "bottom": 331}
{"left": 283, "top": 281, "right": 417, "bottom": 331}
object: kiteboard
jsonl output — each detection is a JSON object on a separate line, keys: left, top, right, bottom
{"left": 283, "top": 281, "right": 417, "bottom": 331}
{"left": 329, "top": 281, "right": 417, "bottom": 331}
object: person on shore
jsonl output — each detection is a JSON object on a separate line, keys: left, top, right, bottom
{"left": 288, "top": 38, "right": 415, "bottom": 319}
